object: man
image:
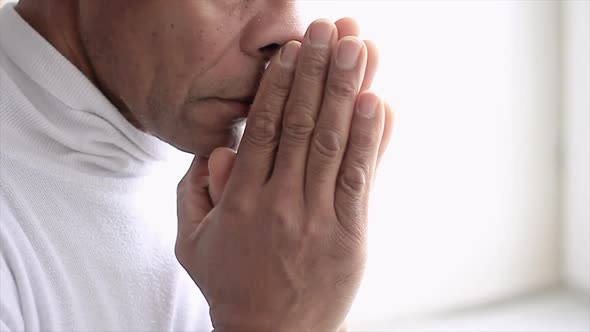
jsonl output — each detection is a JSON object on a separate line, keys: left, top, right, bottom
{"left": 0, "top": 0, "right": 394, "bottom": 331}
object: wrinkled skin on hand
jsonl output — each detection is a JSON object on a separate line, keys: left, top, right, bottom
{"left": 176, "top": 18, "right": 394, "bottom": 332}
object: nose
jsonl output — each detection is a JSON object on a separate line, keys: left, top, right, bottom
{"left": 240, "top": 2, "right": 304, "bottom": 60}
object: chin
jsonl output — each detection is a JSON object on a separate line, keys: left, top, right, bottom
{"left": 169, "top": 124, "right": 244, "bottom": 158}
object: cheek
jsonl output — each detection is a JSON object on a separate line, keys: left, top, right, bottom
{"left": 154, "top": 12, "right": 236, "bottom": 72}
{"left": 145, "top": 25, "right": 236, "bottom": 103}
{"left": 142, "top": 76, "right": 188, "bottom": 136}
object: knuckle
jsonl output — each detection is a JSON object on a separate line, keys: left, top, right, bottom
{"left": 325, "top": 76, "right": 357, "bottom": 99}
{"left": 271, "top": 207, "right": 295, "bottom": 231}
{"left": 219, "top": 197, "right": 250, "bottom": 219}
{"left": 283, "top": 110, "right": 316, "bottom": 143}
{"left": 262, "top": 84, "right": 289, "bottom": 113}
{"left": 268, "top": 71, "right": 292, "bottom": 95}
{"left": 267, "top": 203, "right": 301, "bottom": 241}
{"left": 312, "top": 127, "right": 343, "bottom": 159}
{"left": 265, "top": 186, "right": 305, "bottom": 230}
{"left": 299, "top": 220, "right": 326, "bottom": 240}
{"left": 299, "top": 49, "right": 329, "bottom": 80}
{"left": 339, "top": 163, "right": 368, "bottom": 195}
{"left": 244, "top": 110, "right": 279, "bottom": 149}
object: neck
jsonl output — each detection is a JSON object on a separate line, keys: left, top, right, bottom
{"left": 13, "top": 0, "right": 146, "bottom": 132}
{"left": 15, "top": 0, "right": 97, "bottom": 85}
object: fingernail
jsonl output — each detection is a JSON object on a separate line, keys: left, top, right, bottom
{"left": 280, "top": 41, "right": 300, "bottom": 68}
{"left": 357, "top": 94, "right": 379, "bottom": 119}
{"left": 309, "top": 20, "right": 334, "bottom": 47}
{"left": 336, "top": 38, "right": 362, "bottom": 70}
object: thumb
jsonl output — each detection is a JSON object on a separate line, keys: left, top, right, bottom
{"left": 177, "top": 155, "right": 212, "bottom": 237}
{"left": 208, "top": 147, "right": 237, "bottom": 205}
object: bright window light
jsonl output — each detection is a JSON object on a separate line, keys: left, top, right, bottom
{"left": 297, "top": 1, "right": 562, "bottom": 327}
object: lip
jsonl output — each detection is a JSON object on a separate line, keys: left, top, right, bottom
{"left": 208, "top": 97, "right": 252, "bottom": 118}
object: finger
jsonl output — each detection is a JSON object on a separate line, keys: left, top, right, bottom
{"left": 333, "top": 18, "right": 378, "bottom": 93}
{"left": 376, "top": 101, "right": 395, "bottom": 173}
{"left": 334, "top": 92, "right": 384, "bottom": 228}
{"left": 272, "top": 19, "right": 337, "bottom": 186}
{"left": 305, "top": 36, "right": 367, "bottom": 206}
{"left": 335, "top": 17, "right": 360, "bottom": 39}
{"left": 177, "top": 155, "right": 213, "bottom": 238}
{"left": 360, "top": 40, "right": 379, "bottom": 92}
{"left": 227, "top": 41, "right": 300, "bottom": 191}
{"left": 208, "top": 147, "right": 237, "bottom": 206}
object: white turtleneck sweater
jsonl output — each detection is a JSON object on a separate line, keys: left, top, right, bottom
{"left": 0, "top": 3, "right": 212, "bottom": 331}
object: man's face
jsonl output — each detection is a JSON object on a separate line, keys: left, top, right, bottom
{"left": 78, "top": 0, "right": 302, "bottom": 156}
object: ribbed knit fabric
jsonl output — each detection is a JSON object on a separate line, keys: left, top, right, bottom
{"left": 0, "top": 3, "right": 211, "bottom": 331}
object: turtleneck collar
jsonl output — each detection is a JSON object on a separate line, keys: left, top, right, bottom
{"left": 0, "top": 3, "right": 179, "bottom": 177}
